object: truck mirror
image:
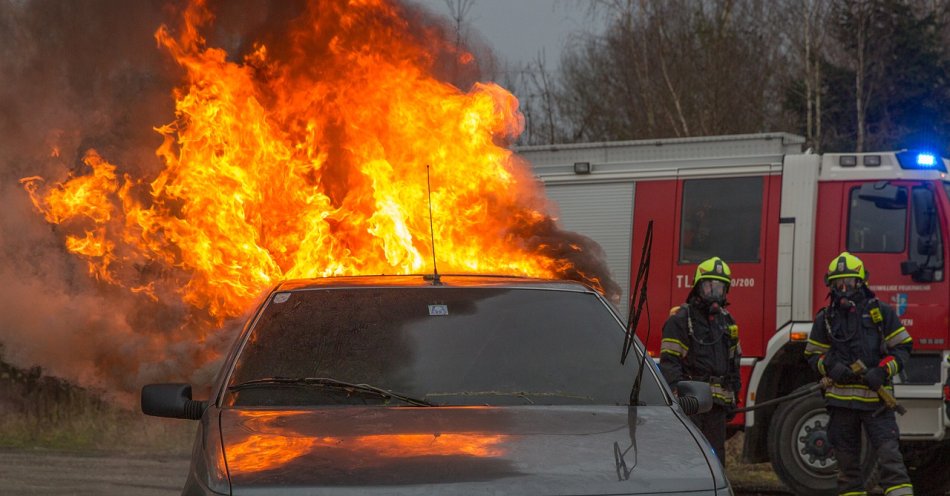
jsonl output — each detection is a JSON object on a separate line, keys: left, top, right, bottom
{"left": 911, "top": 188, "right": 936, "bottom": 237}
{"left": 901, "top": 259, "right": 936, "bottom": 282}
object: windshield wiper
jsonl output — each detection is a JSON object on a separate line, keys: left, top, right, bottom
{"left": 227, "top": 377, "right": 435, "bottom": 407}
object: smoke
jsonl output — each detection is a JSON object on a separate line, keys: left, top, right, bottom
{"left": 0, "top": 0, "right": 617, "bottom": 401}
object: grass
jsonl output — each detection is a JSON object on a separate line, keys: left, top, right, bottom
{"left": 0, "top": 361, "right": 195, "bottom": 455}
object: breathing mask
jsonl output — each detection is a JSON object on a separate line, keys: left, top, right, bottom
{"left": 831, "top": 276, "right": 862, "bottom": 306}
{"left": 697, "top": 279, "right": 727, "bottom": 313}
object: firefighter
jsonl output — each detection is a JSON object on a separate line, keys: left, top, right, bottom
{"left": 805, "top": 252, "right": 914, "bottom": 496}
{"left": 660, "top": 256, "right": 741, "bottom": 465}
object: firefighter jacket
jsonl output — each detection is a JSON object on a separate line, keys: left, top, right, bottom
{"left": 660, "top": 303, "right": 741, "bottom": 405}
{"left": 805, "top": 296, "right": 913, "bottom": 411}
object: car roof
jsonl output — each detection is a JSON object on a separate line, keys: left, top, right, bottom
{"left": 273, "top": 274, "right": 597, "bottom": 294}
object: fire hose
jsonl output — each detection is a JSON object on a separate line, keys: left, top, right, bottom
{"left": 730, "top": 375, "right": 905, "bottom": 415}
{"left": 730, "top": 380, "right": 826, "bottom": 414}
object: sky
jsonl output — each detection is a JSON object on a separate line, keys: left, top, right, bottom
{"left": 409, "top": 0, "right": 600, "bottom": 71}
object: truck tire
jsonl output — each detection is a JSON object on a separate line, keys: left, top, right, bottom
{"left": 905, "top": 441, "right": 950, "bottom": 495}
{"left": 767, "top": 385, "right": 875, "bottom": 496}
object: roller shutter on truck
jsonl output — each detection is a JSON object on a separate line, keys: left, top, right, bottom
{"left": 543, "top": 182, "right": 634, "bottom": 319}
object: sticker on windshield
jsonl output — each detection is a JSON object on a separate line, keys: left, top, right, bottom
{"left": 428, "top": 304, "right": 448, "bottom": 316}
{"left": 273, "top": 293, "right": 291, "bottom": 304}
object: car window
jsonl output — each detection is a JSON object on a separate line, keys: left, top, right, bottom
{"left": 225, "top": 287, "right": 664, "bottom": 407}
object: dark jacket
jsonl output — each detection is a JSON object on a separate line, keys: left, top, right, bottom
{"left": 804, "top": 294, "right": 913, "bottom": 410}
{"left": 659, "top": 302, "right": 741, "bottom": 405}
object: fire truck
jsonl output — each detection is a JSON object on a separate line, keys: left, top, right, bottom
{"left": 519, "top": 133, "right": 950, "bottom": 495}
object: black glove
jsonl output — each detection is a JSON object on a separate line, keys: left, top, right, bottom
{"left": 827, "top": 362, "right": 855, "bottom": 383}
{"left": 864, "top": 366, "right": 887, "bottom": 391}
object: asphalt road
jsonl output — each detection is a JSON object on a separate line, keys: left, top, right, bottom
{"left": 0, "top": 450, "right": 190, "bottom": 496}
{"left": 0, "top": 449, "right": 789, "bottom": 495}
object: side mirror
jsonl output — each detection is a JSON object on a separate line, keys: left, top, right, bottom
{"left": 141, "top": 383, "right": 207, "bottom": 420}
{"left": 901, "top": 260, "right": 936, "bottom": 283}
{"left": 675, "top": 380, "right": 713, "bottom": 416}
{"left": 911, "top": 188, "right": 936, "bottom": 237}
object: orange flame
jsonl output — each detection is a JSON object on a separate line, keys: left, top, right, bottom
{"left": 22, "top": 1, "right": 614, "bottom": 332}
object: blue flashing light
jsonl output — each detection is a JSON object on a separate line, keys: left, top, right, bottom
{"left": 896, "top": 149, "right": 947, "bottom": 172}
{"left": 916, "top": 153, "right": 936, "bottom": 167}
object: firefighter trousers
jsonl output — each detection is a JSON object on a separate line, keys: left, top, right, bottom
{"left": 827, "top": 406, "right": 913, "bottom": 496}
{"left": 690, "top": 404, "right": 727, "bottom": 466}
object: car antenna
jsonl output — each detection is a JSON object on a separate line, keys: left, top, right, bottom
{"left": 426, "top": 164, "right": 441, "bottom": 285}
{"left": 623, "top": 220, "right": 653, "bottom": 406}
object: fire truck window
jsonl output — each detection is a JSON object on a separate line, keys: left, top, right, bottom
{"left": 679, "top": 177, "right": 763, "bottom": 263}
{"left": 847, "top": 186, "right": 907, "bottom": 253}
{"left": 909, "top": 186, "right": 944, "bottom": 281}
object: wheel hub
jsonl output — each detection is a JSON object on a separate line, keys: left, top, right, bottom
{"left": 795, "top": 413, "right": 836, "bottom": 472}
{"left": 801, "top": 426, "right": 832, "bottom": 458}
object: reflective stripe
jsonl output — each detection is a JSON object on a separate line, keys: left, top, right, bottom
{"left": 661, "top": 338, "right": 689, "bottom": 357}
{"left": 825, "top": 383, "right": 888, "bottom": 403}
{"left": 805, "top": 339, "right": 830, "bottom": 355}
{"left": 840, "top": 492, "right": 868, "bottom": 496}
{"left": 885, "top": 327, "right": 912, "bottom": 348}
{"left": 884, "top": 483, "right": 913, "bottom": 496}
{"left": 710, "top": 384, "right": 735, "bottom": 403}
{"left": 817, "top": 356, "right": 827, "bottom": 376}
{"left": 886, "top": 359, "right": 899, "bottom": 377}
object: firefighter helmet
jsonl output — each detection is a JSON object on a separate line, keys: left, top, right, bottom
{"left": 693, "top": 257, "right": 731, "bottom": 286}
{"left": 825, "top": 251, "right": 867, "bottom": 285}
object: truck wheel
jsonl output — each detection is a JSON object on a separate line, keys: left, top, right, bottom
{"left": 767, "top": 385, "right": 875, "bottom": 496}
{"left": 905, "top": 441, "right": 950, "bottom": 495}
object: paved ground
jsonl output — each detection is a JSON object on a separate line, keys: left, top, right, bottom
{"left": 0, "top": 449, "right": 789, "bottom": 495}
{"left": 0, "top": 450, "right": 190, "bottom": 496}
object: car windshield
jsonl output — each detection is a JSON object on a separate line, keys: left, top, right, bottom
{"left": 224, "top": 286, "right": 665, "bottom": 407}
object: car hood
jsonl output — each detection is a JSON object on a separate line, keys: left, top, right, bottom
{"left": 218, "top": 405, "right": 720, "bottom": 495}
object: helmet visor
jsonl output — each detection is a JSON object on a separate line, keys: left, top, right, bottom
{"left": 831, "top": 277, "right": 861, "bottom": 292}
{"left": 698, "top": 279, "right": 727, "bottom": 300}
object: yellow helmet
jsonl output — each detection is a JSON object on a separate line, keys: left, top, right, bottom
{"left": 694, "top": 256, "right": 731, "bottom": 287}
{"left": 825, "top": 251, "right": 867, "bottom": 285}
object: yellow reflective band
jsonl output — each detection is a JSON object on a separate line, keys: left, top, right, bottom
{"left": 884, "top": 483, "right": 913, "bottom": 495}
{"left": 825, "top": 393, "right": 881, "bottom": 403}
{"left": 886, "top": 329, "right": 912, "bottom": 348}
{"left": 885, "top": 327, "right": 908, "bottom": 340}
{"left": 886, "top": 360, "right": 899, "bottom": 377}
{"left": 839, "top": 492, "right": 868, "bottom": 496}
{"left": 807, "top": 339, "right": 831, "bottom": 348}
{"left": 662, "top": 338, "right": 689, "bottom": 349}
{"left": 660, "top": 338, "right": 689, "bottom": 358}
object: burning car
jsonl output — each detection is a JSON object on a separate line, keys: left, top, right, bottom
{"left": 142, "top": 275, "right": 731, "bottom": 495}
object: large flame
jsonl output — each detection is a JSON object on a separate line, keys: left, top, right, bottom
{"left": 18, "top": 0, "right": 616, "bottom": 388}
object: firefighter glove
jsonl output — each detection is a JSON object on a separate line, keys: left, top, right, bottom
{"left": 828, "top": 362, "right": 855, "bottom": 383}
{"left": 864, "top": 366, "right": 887, "bottom": 391}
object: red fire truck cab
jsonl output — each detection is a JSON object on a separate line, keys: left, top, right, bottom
{"left": 520, "top": 133, "right": 950, "bottom": 495}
